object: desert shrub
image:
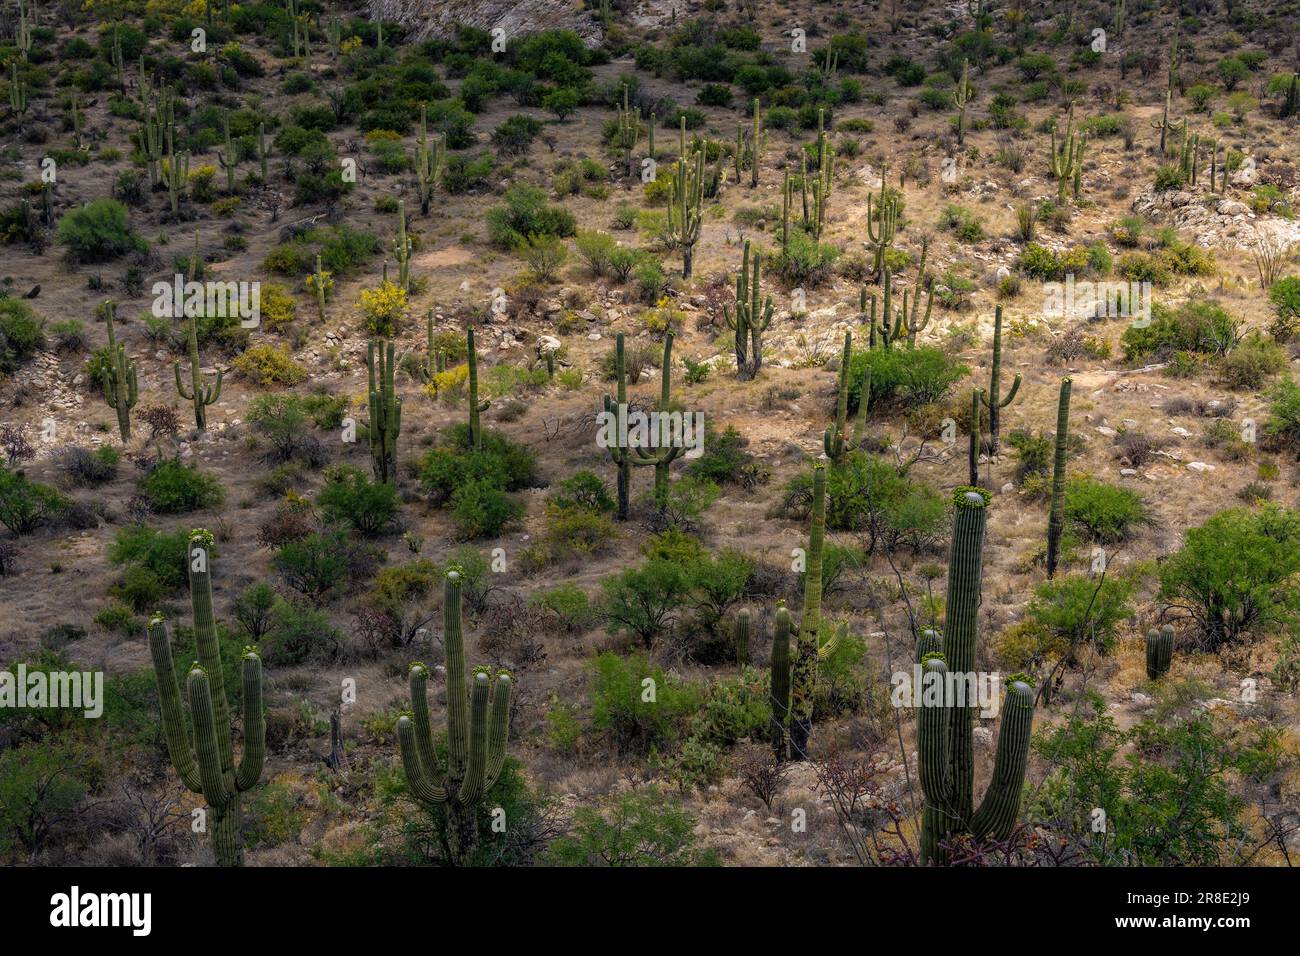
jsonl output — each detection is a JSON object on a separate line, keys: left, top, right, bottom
{"left": 586, "top": 651, "right": 702, "bottom": 754}
{"left": 529, "top": 583, "right": 599, "bottom": 634}
{"left": 108, "top": 525, "right": 191, "bottom": 593}
{"left": 491, "top": 114, "right": 542, "bottom": 156}
{"left": 486, "top": 184, "right": 576, "bottom": 249}
{"left": 418, "top": 426, "right": 538, "bottom": 505}
{"left": 847, "top": 346, "right": 968, "bottom": 408}
{"left": 246, "top": 394, "right": 326, "bottom": 466}
{"left": 0, "top": 467, "right": 66, "bottom": 535}
{"left": 1217, "top": 333, "right": 1286, "bottom": 389}
{"left": 449, "top": 479, "right": 523, "bottom": 539}
{"left": 1007, "top": 428, "right": 1053, "bottom": 483}
{"left": 1121, "top": 301, "right": 1240, "bottom": 362}
{"left": 0, "top": 298, "right": 45, "bottom": 374}
{"left": 272, "top": 528, "right": 363, "bottom": 599}
{"left": 600, "top": 558, "right": 690, "bottom": 648}
{"left": 233, "top": 344, "right": 308, "bottom": 386}
{"left": 1033, "top": 699, "right": 1282, "bottom": 865}
{"left": 1062, "top": 475, "right": 1146, "bottom": 543}
{"left": 137, "top": 459, "right": 224, "bottom": 513}
{"left": 55, "top": 199, "right": 144, "bottom": 262}
{"left": 544, "top": 786, "right": 716, "bottom": 866}
{"left": 1025, "top": 573, "right": 1136, "bottom": 656}
{"left": 1158, "top": 504, "right": 1300, "bottom": 648}
{"left": 317, "top": 465, "right": 399, "bottom": 536}
{"left": 358, "top": 280, "right": 408, "bottom": 336}
{"left": 1268, "top": 277, "right": 1300, "bottom": 341}
{"left": 686, "top": 424, "right": 771, "bottom": 487}
{"left": 770, "top": 231, "right": 839, "bottom": 287}
{"left": 54, "top": 445, "right": 119, "bottom": 486}
{"left": 260, "top": 599, "right": 343, "bottom": 666}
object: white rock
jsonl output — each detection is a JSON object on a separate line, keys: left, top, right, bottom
{"left": 1187, "top": 461, "right": 1215, "bottom": 472}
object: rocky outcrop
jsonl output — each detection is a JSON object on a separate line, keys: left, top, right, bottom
{"left": 368, "top": 0, "right": 604, "bottom": 46}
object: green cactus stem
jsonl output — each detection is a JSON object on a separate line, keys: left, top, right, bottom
{"left": 366, "top": 338, "right": 402, "bottom": 483}
{"left": 627, "top": 332, "right": 685, "bottom": 504}
{"left": 603, "top": 332, "right": 634, "bottom": 521}
{"left": 667, "top": 129, "right": 705, "bottom": 279}
{"left": 979, "top": 306, "right": 1021, "bottom": 455}
{"left": 722, "top": 240, "right": 775, "bottom": 381}
{"left": 414, "top": 104, "right": 445, "bottom": 216}
{"left": 769, "top": 601, "right": 791, "bottom": 760}
{"left": 969, "top": 388, "right": 983, "bottom": 488}
{"left": 735, "top": 609, "right": 750, "bottom": 667}
{"left": 466, "top": 326, "right": 489, "bottom": 452}
{"left": 173, "top": 275, "right": 222, "bottom": 432}
{"left": 824, "top": 331, "right": 871, "bottom": 464}
{"left": 148, "top": 530, "right": 265, "bottom": 866}
{"left": 1045, "top": 377, "right": 1072, "bottom": 579}
{"left": 99, "top": 301, "right": 137, "bottom": 442}
{"left": 1146, "top": 624, "right": 1175, "bottom": 680}
{"left": 396, "top": 570, "right": 513, "bottom": 863}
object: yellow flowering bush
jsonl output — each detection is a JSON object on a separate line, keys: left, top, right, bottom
{"left": 359, "top": 280, "right": 407, "bottom": 336}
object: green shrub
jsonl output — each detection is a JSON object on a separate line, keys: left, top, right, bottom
{"left": 600, "top": 558, "right": 690, "bottom": 648}
{"left": 1158, "top": 504, "right": 1300, "bottom": 647}
{"left": 770, "top": 230, "right": 839, "bottom": 287}
{"left": 55, "top": 198, "right": 144, "bottom": 262}
{"left": 1063, "top": 475, "right": 1146, "bottom": 543}
{"left": 1026, "top": 573, "right": 1136, "bottom": 655}
{"left": 449, "top": 479, "right": 523, "bottom": 539}
{"left": 272, "top": 529, "right": 359, "bottom": 599}
{"left": 138, "top": 459, "right": 224, "bottom": 513}
{"left": 0, "top": 298, "right": 45, "bottom": 374}
{"left": 1217, "top": 334, "right": 1286, "bottom": 390}
{"left": 543, "top": 786, "right": 717, "bottom": 866}
{"left": 0, "top": 467, "right": 65, "bottom": 535}
{"left": 317, "top": 465, "right": 399, "bottom": 536}
{"left": 486, "top": 183, "right": 577, "bottom": 249}
{"left": 1121, "top": 301, "right": 1240, "bottom": 362}
{"left": 586, "top": 651, "right": 702, "bottom": 754}
{"left": 847, "top": 345, "right": 968, "bottom": 408}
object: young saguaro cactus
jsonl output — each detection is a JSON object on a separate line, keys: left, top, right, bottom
{"left": 147, "top": 530, "right": 266, "bottom": 867}
{"left": 867, "top": 168, "right": 898, "bottom": 280}
{"left": 99, "top": 301, "right": 137, "bottom": 442}
{"left": 769, "top": 601, "right": 792, "bottom": 759}
{"left": 1146, "top": 624, "right": 1175, "bottom": 680}
{"left": 918, "top": 490, "right": 1035, "bottom": 864}
{"left": 366, "top": 338, "right": 402, "bottom": 483}
{"left": 603, "top": 332, "right": 634, "bottom": 521}
{"left": 734, "top": 609, "right": 750, "bottom": 667}
{"left": 980, "top": 305, "right": 1021, "bottom": 455}
{"left": 722, "top": 240, "right": 775, "bottom": 381}
{"left": 397, "top": 570, "right": 513, "bottom": 863}
{"left": 414, "top": 103, "right": 445, "bottom": 216}
{"left": 615, "top": 85, "right": 641, "bottom": 178}
{"left": 174, "top": 309, "right": 222, "bottom": 432}
{"left": 466, "top": 325, "right": 490, "bottom": 452}
{"left": 1045, "top": 377, "right": 1073, "bottom": 579}
{"left": 954, "top": 58, "right": 972, "bottom": 146}
{"left": 1049, "top": 106, "right": 1085, "bottom": 204}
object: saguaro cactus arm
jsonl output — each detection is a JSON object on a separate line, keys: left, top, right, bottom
{"left": 146, "top": 615, "right": 201, "bottom": 794}
{"left": 968, "top": 677, "right": 1035, "bottom": 841}
{"left": 234, "top": 649, "right": 266, "bottom": 792}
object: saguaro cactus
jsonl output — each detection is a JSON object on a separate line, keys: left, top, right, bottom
{"left": 722, "top": 240, "right": 775, "bottom": 381}
{"left": 734, "top": 609, "right": 750, "bottom": 666}
{"left": 786, "top": 463, "right": 847, "bottom": 760}
{"left": 1049, "top": 107, "right": 1085, "bottom": 204}
{"left": 414, "top": 104, "right": 445, "bottom": 216}
{"left": 867, "top": 169, "right": 898, "bottom": 279}
{"left": 750, "top": 96, "right": 762, "bottom": 188}
{"left": 769, "top": 602, "right": 792, "bottom": 759}
{"left": 99, "top": 301, "right": 137, "bottom": 442}
{"left": 174, "top": 310, "right": 222, "bottom": 431}
{"left": 627, "top": 332, "right": 685, "bottom": 504}
{"left": 1045, "top": 377, "right": 1073, "bottom": 578}
{"left": 148, "top": 530, "right": 265, "bottom": 867}
{"left": 979, "top": 305, "right": 1021, "bottom": 455}
{"left": 614, "top": 85, "right": 641, "bottom": 178}
{"left": 969, "top": 388, "right": 983, "bottom": 487}
{"left": 824, "top": 331, "right": 871, "bottom": 464}
{"left": 397, "top": 570, "right": 513, "bottom": 864}
{"left": 954, "top": 58, "right": 972, "bottom": 145}
{"left": 1146, "top": 624, "right": 1175, "bottom": 680}
{"left": 366, "top": 338, "right": 402, "bottom": 483}
{"left": 603, "top": 332, "right": 634, "bottom": 521}
{"left": 466, "top": 326, "right": 490, "bottom": 451}
{"left": 667, "top": 127, "right": 705, "bottom": 279}
{"left": 918, "top": 491, "right": 1035, "bottom": 864}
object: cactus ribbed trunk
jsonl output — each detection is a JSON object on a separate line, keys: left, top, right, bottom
{"left": 981, "top": 305, "right": 1021, "bottom": 455}
{"left": 769, "top": 603, "right": 791, "bottom": 760}
{"left": 1045, "top": 377, "right": 1072, "bottom": 579}
{"left": 788, "top": 464, "right": 826, "bottom": 760}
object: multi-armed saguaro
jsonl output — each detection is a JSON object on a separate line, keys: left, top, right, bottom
{"left": 823, "top": 330, "right": 871, "bottom": 465}
{"left": 147, "top": 529, "right": 266, "bottom": 866}
{"left": 366, "top": 338, "right": 402, "bottom": 483}
{"left": 979, "top": 305, "right": 1021, "bottom": 455}
{"left": 174, "top": 236, "right": 222, "bottom": 431}
{"left": 397, "top": 569, "right": 513, "bottom": 863}
{"left": 667, "top": 119, "right": 705, "bottom": 279}
{"left": 918, "top": 490, "right": 1035, "bottom": 864}
{"left": 722, "top": 240, "right": 775, "bottom": 381}
{"left": 99, "top": 300, "right": 137, "bottom": 442}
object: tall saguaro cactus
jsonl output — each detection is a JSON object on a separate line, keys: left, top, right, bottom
{"left": 397, "top": 570, "right": 513, "bottom": 864}
{"left": 603, "top": 332, "right": 634, "bottom": 521}
{"left": 627, "top": 332, "right": 685, "bottom": 504}
{"left": 99, "top": 301, "right": 137, "bottom": 442}
{"left": 824, "top": 331, "right": 871, "bottom": 464}
{"left": 979, "top": 305, "right": 1021, "bottom": 454}
{"left": 667, "top": 128, "right": 705, "bottom": 279}
{"left": 1045, "top": 377, "right": 1073, "bottom": 578}
{"left": 174, "top": 313, "right": 222, "bottom": 431}
{"left": 722, "top": 240, "right": 775, "bottom": 381}
{"left": 366, "top": 338, "right": 402, "bottom": 483}
{"left": 148, "top": 530, "right": 266, "bottom": 867}
{"left": 867, "top": 168, "right": 898, "bottom": 280}
{"left": 769, "top": 601, "right": 791, "bottom": 759}
{"left": 466, "top": 326, "right": 490, "bottom": 452}
{"left": 414, "top": 103, "right": 445, "bottom": 216}
{"left": 918, "top": 491, "right": 1035, "bottom": 864}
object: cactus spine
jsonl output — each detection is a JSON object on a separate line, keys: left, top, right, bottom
{"left": 1146, "top": 624, "right": 1175, "bottom": 680}
{"left": 1045, "top": 377, "right": 1073, "bottom": 579}
{"left": 722, "top": 240, "right": 775, "bottom": 381}
{"left": 174, "top": 242, "right": 222, "bottom": 431}
{"left": 979, "top": 305, "right": 1021, "bottom": 454}
{"left": 366, "top": 338, "right": 401, "bottom": 483}
{"left": 466, "top": 326, "right": 489, "bottom": 452}
{"left": 397, "top": 570, "right": 513, "bottom": 864}
{"left": 919, "top": 491, "right": 1035, "bottom": 863}
{"left": 148, "top": 530, "right": 265, "bottom": 866}
{"left": 99, "top": 301, "right": 137, "bottom": 442}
